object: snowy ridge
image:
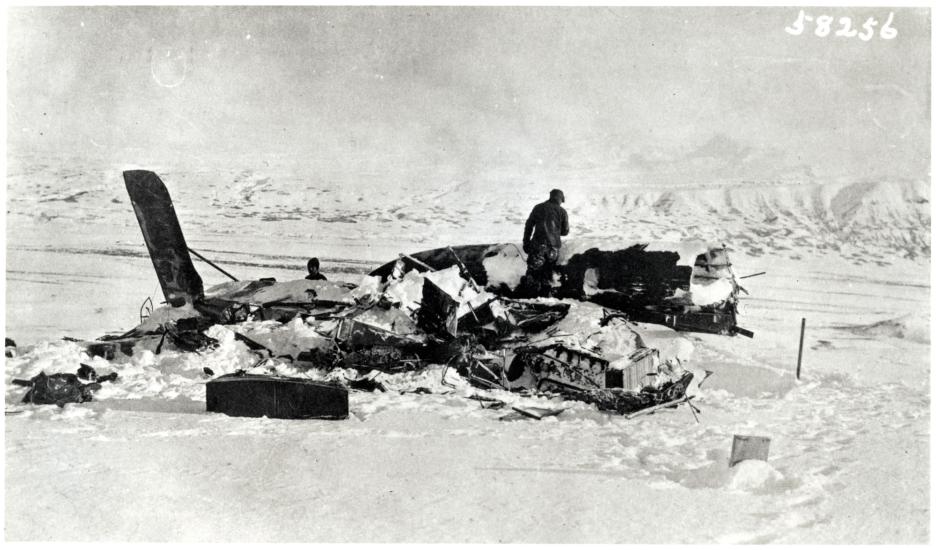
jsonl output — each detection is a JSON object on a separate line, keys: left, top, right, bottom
{"left": 7, "top": 159, "right": 928, "bottom": 268}
{"left": 572, "top": 179, "right": 930, "bottom": 262}
{"left": 833, "top": 311, "right": 930, "bottom": 344}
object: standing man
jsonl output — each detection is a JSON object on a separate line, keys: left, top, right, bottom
{"left": 521, "top": 189, "right": 569, "bottom": 296}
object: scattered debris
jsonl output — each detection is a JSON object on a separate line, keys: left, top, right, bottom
{"left": 401, "top": 387, "right": 442, "bottom": 395}
{"left": 346, "top": 374, "right": 388, "bottom": 393}
{"left": 499, "top": 406, "right": 566, "bottom": 421}
{"left": 97, "top": 372, "right": 119, "bottom": 384}
{"left": 469, "top": 394, "right": 507, "bottom": 409}
{"left": 76, "top": 363, "right": 97, "bottom": 381}
{"left": 624, "top": 394, "right": 698, "bottom": 421}
{"left": 584, "top": 371, "right": 695, "bottom": 416}
{"left": 13, "top": 368, "right": 119, "bottom": 408}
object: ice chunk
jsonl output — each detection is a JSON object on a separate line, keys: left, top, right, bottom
{"left": 688, "top": 278, "right": 735, "bottom": 306}
{"left": 135, "top": 303, "right": 201, "bottom": 333}
{"left": 727, "top": 460, "right": 785, "bottom": 493}
{"left": 383, "top": 269, "right": 426, "bottom": 312}
{"left": 481, "top": 246, "right": 526, "bottom": 290}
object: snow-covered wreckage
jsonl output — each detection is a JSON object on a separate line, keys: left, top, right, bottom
{"left": 42, "top": 170, "right": 751, "bottom": 419}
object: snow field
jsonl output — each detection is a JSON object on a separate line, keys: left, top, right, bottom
{"left": 5, "top": 156, "right": 930, "bottom": 542}
{"left": 5, "top": 281, "right": 928, "bottom": 542}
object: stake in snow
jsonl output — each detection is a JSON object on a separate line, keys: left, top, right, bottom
{"left": 17, "top": 170, "right": 751, "bottom": 419}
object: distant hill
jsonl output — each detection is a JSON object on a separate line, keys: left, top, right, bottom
{"left": 6, "top": 156, "right": 929, "bottom": 267}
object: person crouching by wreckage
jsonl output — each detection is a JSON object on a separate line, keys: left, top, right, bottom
{"left": 305, "top": 257, "right": 327, "bottom": 281}
{"left": 521, "top": 188, "right": 569, "bottom": 297}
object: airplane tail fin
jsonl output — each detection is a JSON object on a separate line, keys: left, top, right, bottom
{"left": 123, "top": 170, "right": 204, "bottom": 307}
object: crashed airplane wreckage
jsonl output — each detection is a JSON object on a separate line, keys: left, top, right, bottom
{"left": 371, "top": 239, "right": 752, "bottom": 337}
{"left": 65, "top": 170, "right": 751, "bottom": 419}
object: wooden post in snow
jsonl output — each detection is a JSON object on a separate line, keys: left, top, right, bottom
{"left": 796, "top": 317, "right": 806, "bottom": 380}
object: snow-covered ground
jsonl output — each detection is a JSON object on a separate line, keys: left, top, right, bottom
{"left": 4, "top": 157, "right": 930, "bottom": 542}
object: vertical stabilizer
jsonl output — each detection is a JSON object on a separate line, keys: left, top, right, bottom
{"left": 123, "top": 170, "right": 204, "bottom": 306}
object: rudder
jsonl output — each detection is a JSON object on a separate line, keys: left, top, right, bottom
{"left": 124, "top": 170, "right": 204, "bottom": 306}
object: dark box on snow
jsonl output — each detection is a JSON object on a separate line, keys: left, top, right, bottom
{"left": 206, "top": 374, "right": 348, "bottom": 420}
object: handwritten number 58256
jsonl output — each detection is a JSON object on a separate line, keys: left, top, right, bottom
{"left": 785, "top": 10, "right": 897, "bottom": 40}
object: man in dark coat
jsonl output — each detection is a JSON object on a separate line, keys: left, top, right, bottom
{"left": 305, "top": 257, "right": 327, "bottom": 281}
{"left": 521, "top": 189, "right": 569, "bottom": 296}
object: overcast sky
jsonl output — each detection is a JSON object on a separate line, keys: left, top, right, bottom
{"left": 7, "top": 6, "right": 931, "bottom": 184}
